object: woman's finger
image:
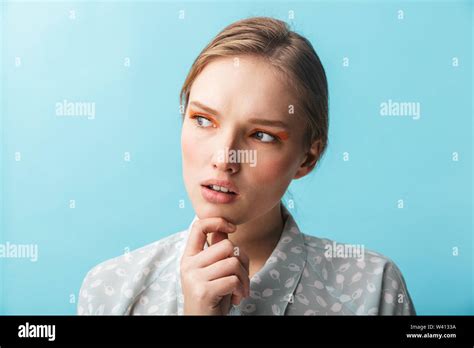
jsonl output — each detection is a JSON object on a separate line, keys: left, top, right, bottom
{"left": 183, "top": 217, "right": 236, "bottom": 257}
{"left": 194, "top": 238, "right": 250, "bottom": 272}
{"left": 202, "top": 257, "right": 250, "bottom": 296}
{"left": 208, "top": 275, "right": 246, "bottom": 304}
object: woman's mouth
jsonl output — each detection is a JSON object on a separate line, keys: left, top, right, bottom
{"left": 201, "top": 184, "right": 239, "bottom": 204}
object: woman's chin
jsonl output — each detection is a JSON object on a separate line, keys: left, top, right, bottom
{"left": 194, "top": 204, "right": 242, "bottom": 224}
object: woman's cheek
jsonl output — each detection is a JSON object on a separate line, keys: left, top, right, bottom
{"left": 181, "top": 126, "right": 201, "bottom": 185}
{"left": 182, "top": 126, "right": 213, "bottom": 181}
{"left": 252, "top": 155, "right": 294, "bottom": 190}
{"left": 181, "top": 128, "right": 191, "bottom": 164}
{"left": 181, "top": 123, "right": 201, "bottom": 159}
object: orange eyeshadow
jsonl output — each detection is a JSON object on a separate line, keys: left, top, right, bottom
{"left": 275, "top": 131, "right": 289, "bottom": 141}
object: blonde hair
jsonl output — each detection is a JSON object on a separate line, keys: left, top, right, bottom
{"left": 180, "top": 16, "right": 329, "bottom": 164}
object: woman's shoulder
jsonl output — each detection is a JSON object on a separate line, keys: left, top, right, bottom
{"left": 300, "top": 233, "right": 416, "bottom": 315}
{"left": 77, "top": 228, "right": 188, "bottom": 315}
{"left": 83, "top": 228, "right": 188, "bottom": 279}
{"left": 301, "top": 233, "right": 398, "bottom": 267}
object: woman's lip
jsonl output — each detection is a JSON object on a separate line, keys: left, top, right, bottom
{"left": 200, "top": 180, "right": 239, "bottom": 194}
{"left": 201, "top": 185, "right": 239, "bottom": 204}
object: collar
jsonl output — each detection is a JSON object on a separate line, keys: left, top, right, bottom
{"left": 176, "top": 203, "right": 307, "bottom": 315}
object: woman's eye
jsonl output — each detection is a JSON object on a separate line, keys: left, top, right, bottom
{"left": 254, "top": 131, "right": 276, "bottom": 143}
{"left": 193, "top": 115, "right": 214, "bottom": 128}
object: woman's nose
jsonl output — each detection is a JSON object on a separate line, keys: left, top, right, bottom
{"left": 211, "top": 131, "right": 241, "bottom": 174}
{"left": 212, "top": 147, "right": 241, "bottom": 174}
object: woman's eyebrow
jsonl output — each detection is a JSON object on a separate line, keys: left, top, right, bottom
{"left": 247, "top": 118, "right": 289, "bottom": 129}
{"left": 189, "top": 101, "right": 220, "bottom": 116}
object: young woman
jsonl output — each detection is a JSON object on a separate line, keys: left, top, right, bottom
{"left": 78, "top": 16, "right": 416, "bottom": 316}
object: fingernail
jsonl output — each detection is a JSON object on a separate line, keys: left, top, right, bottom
{"left": 227, "top": 222, "right": 235, "bottom": 229}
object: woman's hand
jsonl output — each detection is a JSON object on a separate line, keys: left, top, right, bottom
{"left": 180, "top": 217, "right": 250, "bottom": 315}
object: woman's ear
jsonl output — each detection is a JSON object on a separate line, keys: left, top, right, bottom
{"left": 293, "top": 139, "right": 323, "bottom": 179}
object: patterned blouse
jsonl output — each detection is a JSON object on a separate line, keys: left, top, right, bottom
{"left": 77, "top": 204, "right": 416, "bottom": 315}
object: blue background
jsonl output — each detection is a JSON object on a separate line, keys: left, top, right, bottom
{"left": 0, "top": 0, "right": 472, "bottom": 315}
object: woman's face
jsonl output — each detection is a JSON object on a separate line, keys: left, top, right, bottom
{"left": 181, "top": 55, "right": 315, "bottom": 225}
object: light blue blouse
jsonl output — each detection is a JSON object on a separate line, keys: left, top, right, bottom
{"left": 77, "top": 205, "right": 416, "bottom": 315}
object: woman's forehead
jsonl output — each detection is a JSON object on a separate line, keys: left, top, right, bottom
{"left": 189, "top": 57, "right": 297, "bottom": 121}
